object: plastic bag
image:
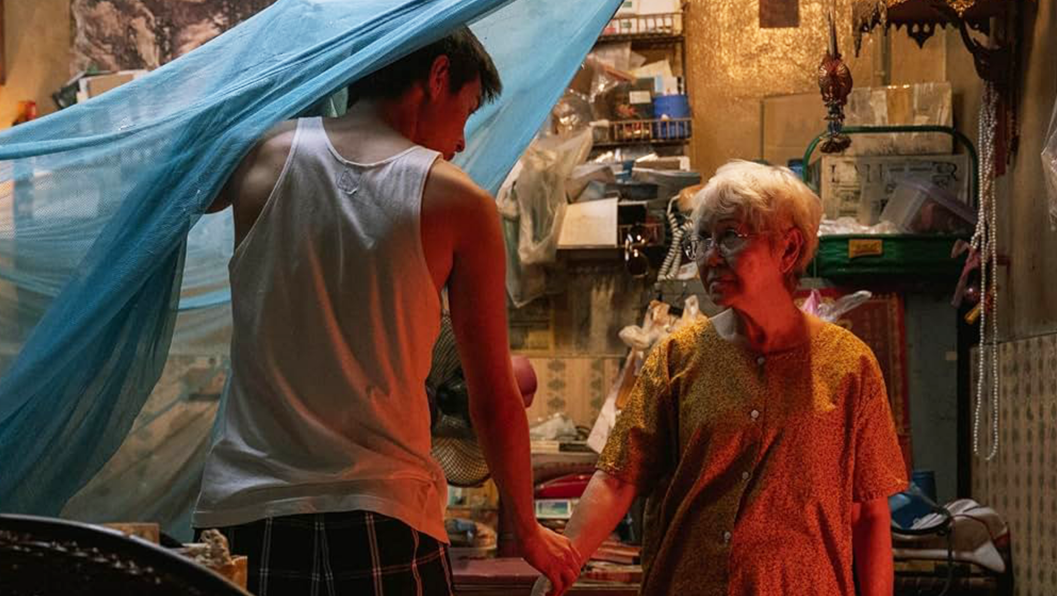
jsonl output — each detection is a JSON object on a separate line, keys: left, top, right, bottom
{"left": 589, "top": 296, "right": 703, "bottom": 452}
{"left": 586, "top": 349, "right": 635, "bottom": 453}
{"left": 617, "top": 296, "right": 703, "bottom": 352}
{"left": 514, "top": 128, "right": 593, "bottom": 265}
{"left": 1043, "top": 95, "right": 1057, "bottom": 230}
{"left": 500, "top": 128, "right": 593, "bottom": 307}
{"left": 617, "top": 300, "right": 673, "bottom": 351}
{"left": 550, "top": 90, "right": 595, "bottom": 137}
{"left": 799, "top": 289, "right": 872, "bottom": 323}
{"left": 499, "top": 162, "right": 547, "bottom": 308}
{"left": 529, "top": 412, "right": 579, "bottom": 441}
{"left": 843, "top": 82, "right": 953, "bottom": 156}
{"left": 819, "top": 217, "right": 900, "bottom": 236}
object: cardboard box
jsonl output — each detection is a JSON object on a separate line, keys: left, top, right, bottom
{"left": 763, "top": 83, "right": 955, "bottom": 167}
{"left": 819, "top": 154, "right": 972, "bottom": 225}
{"left": 615, "top": 0, "right": 638, "bottom": 15}
{"left": 558, "top": 198, "right": 618, "bottom": 248}
{"left": 77, "top": 70, "right": 149, "bottom": 102}
{"left": 762, "top": 92, "right": 828, "bottom": 167}
{"left": 843, "top": 82, "right": 954, "bottom": 156}
{"left": 637, "top": 0, "right": 680, "bottom": 14}
{"left": 214, "top": 556, "right": 248, "bottom": 589}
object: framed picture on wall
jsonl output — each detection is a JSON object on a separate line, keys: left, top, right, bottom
{"left": 72, "top": 0, "right": 276, "bottom": 71}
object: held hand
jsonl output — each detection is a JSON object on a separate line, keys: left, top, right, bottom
{"left": 530, "top": 576, "right": 554, "bottom": 596}
{"left": 520, "top": 524, "right": 582, "bottom": 596}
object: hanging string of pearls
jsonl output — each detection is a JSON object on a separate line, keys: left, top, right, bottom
{"left": 972, "top": 81, "right": 1001, "bottom": 462}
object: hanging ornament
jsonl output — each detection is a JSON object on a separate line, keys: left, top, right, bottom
{"left": 817, "top": 13, "right": 854, "bottom": 154}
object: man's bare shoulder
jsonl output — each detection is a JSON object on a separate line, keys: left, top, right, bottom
{"left": 425, "top": 160, "right": 490, "bottom": 199}
{"left": 253, "top": 120, "right": 300, "bottom": 168}
{"left": 208, "top": 120, "right": 299, "bottom": 213}
{"left": 423, "top": 159, "right": 494, "bottom": 216}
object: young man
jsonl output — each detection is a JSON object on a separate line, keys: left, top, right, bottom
{"left": 195, "top": 28, "right": 580, "bottom": 595}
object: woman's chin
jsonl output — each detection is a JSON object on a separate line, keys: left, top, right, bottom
{"left": 707, "top": 280, "right": 738, "bottom": 306}
{"left": 708, "top": 288, "right": 734, "bottom": 306}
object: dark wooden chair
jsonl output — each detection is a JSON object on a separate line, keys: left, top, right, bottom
{"left": 0, "top": 514, "right": 248, "bottom": 596}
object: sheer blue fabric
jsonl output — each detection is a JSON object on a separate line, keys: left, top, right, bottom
{"left": 0, "top": 0, "right": 620, "bottom": 534}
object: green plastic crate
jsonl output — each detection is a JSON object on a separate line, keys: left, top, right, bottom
{"left": 810, "top": 234, "right": 967, "bottom": 279}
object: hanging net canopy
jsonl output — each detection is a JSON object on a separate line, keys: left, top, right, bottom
{"left": 0, "top": 0, "right": 621, "bottom": 538}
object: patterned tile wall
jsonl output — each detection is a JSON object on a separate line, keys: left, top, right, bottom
{"left": 523, "top": 356, "right": 625, "bottom": 430}
{"left": 972, "top": 333, "right": 1057, "bottom": 595}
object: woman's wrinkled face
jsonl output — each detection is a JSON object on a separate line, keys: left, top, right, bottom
{"left": 695, "top": 219, "right": 789, "bottom": 308}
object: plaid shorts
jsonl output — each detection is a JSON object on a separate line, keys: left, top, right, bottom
{"left": 201, "top": 510, "right": 454, "bottom": 596}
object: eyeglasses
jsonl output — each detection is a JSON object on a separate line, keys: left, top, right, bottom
{"left": 684, "top": 228, "right": 758, "bottom": 261}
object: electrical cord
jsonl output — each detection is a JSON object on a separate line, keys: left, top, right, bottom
{"left": 658, "top": 198, "right": 693, "bottom": 280}
{"left": 891, "top": 505, "right": 955, "bottom": 596}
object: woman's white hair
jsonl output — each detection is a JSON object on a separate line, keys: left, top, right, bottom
{"left": 691, "top": 160, "right": 823, "bottom": 277}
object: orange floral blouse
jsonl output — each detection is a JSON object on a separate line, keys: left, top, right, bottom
{"left": 597, "top": 315, "right": 908, "bottom": 595}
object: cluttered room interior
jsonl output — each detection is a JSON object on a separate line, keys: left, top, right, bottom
{"left": 0, "top": 0, "right": 1055, "bottom": 594}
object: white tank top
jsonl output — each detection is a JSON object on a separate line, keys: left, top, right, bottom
{"left": 194, "top": 117, "right": 447, "bottom": 541}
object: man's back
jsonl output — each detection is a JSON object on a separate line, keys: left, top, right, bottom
{"left": 193, "top": 117, "right": 449, "bottom": 541}
{"left": 195, "top": 32, "right": 583, "bottom": 588}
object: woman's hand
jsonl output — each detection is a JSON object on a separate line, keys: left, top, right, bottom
{"left": 530, "top": 576, "right": 556, "bottom": 596}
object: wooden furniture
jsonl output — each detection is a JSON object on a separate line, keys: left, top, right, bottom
{"left": 0, "top": 514, "right": 250, "bottom": 595}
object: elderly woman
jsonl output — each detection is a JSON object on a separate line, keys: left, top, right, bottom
{"left": 539, "top": 161, "right": 908, "bottom": 596}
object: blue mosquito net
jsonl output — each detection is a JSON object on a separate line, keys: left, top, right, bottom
{"left": 0, "top": 0, "right": 621, "bottom": 538}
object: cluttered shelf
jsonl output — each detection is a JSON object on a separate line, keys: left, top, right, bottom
{"left": 594, "top": 137, "right": 689, "bottom": 149}
{"left": 577, "top": 4, "right": 691, "bottom": 153}
{"left": 598, "top": 12, "right": 683, "bottom": 44}
{"left": 592, "top": 116, "right": 692, "bottom": 148}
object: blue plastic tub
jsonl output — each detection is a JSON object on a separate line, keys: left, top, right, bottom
{"left": 651, "top": 94, "right": 691, "bottom": 140}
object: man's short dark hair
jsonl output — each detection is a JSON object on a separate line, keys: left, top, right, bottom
{"left": 348, "top": 26, "right": 502, "bottom": 106}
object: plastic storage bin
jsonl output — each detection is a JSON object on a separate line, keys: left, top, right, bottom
{"left": 811, "top": 234, "right": 966, "bottom": 279}
{"left": 651, "top": 94, "right": 691, "bottom": 139}
{"left": 881, "top": 178, "right": 976, "bottom": 235}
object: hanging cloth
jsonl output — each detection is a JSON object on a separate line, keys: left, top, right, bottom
{"left": 0, "top": 0, "right": 621, "bottom": 517}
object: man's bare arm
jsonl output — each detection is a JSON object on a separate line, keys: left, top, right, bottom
{"left": 427, "top": 163, "right": 580, "bottom": 594}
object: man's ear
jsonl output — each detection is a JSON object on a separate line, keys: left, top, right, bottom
{"left": 781, "top": 228, "right": 804, "bottom": 274}
{"left": 427, "top": 55, "right": 451, "bottom": 100}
